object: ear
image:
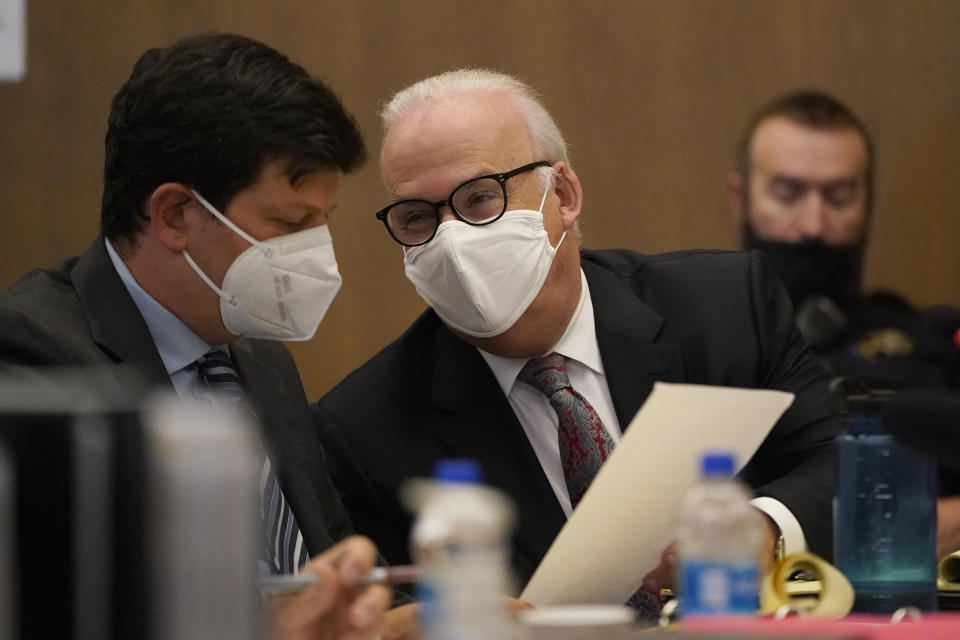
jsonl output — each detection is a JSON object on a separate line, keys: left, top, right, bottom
{"left": 146, "top": 183, "right": 197, "bottom": 253}
{"left": 726, "top": 171, "right": 746, "bottom": 225}
{"left": 553, "top": 162, "right": 583, "bottom": 231}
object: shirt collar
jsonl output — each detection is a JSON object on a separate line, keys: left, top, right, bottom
{"left": 105, "top": 238, "right": 216, "bottom": 376}
{"left": 478, "top": 269, "right": 605, "bottom": 395}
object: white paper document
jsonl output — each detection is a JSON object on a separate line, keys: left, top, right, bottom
{"left": 520, "top": 382, "right": 794, "bottom": 605}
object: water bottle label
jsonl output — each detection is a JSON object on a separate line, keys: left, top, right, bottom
{"left": 681, "top": 560, "right": 759, "bottom": 615}
{"left": 416, "top": 580, "right": 439, "bottom": 630}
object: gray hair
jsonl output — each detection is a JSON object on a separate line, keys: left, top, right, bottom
{"left": 380, "top": 68, "right": 569, "bottom": 190}
{"left": 381, "top": 69, "right": 581, "bottom": 240}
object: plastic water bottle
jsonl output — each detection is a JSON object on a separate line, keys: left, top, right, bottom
{"left": 834, "top": 394, "right": 937, "bottom": 613}
{"left": 677, "top": 452, "right": 765, "bottom": 616}
{"left": 409, "top": 459, "right": 517, "bottom": 640}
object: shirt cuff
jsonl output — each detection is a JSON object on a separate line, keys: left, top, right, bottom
{"left": 749, "top": 496, "right": 807, "bottom": 557}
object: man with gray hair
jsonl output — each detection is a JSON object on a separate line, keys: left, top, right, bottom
{"left": 315, "top": 69, "right": 841, "bottom": 602}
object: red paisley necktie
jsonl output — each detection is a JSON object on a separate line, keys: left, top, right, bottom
{"left": 519, "top": 352, "right": 662, "bottom": 618}
{"left": 518, "top": 352, "right": 616, "bottom": 509}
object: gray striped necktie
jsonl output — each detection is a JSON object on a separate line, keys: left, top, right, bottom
{"left": 194, "top": 349, "right": 310, "bottom": 575}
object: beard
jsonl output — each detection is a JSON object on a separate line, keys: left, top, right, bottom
{"left": 741, "top": 223, "right": 864, "bottom": 309}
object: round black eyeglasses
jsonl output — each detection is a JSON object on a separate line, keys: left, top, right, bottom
{"left": 375, "top": 161, "right": 551, "bottom": 247}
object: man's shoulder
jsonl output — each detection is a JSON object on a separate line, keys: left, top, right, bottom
{"left": 326, "top": 309, "right": 447, "bottom": 391}
{"left": 1, "top": 255, "right": 83, "bottom": 309}
{"left": 582, "top": 247, "right": 753, "bottom": 278}
{"left": 328, "top": 248, "right": 763, "bottom": 387}
{"left": 0, "top": 256, "right": 90, "bottom": 358}
{"left": 582, "top": 247, "right": 761, "bottom": 302}
{"left": 582, "top": 247, "right": 790, "bottom": 352}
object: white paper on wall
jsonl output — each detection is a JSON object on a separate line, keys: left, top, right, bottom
{"left": 0, "top": 0, "right": 26, "bottom": 82}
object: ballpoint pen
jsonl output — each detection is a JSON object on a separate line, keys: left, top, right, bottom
{"left": 258, "top": 564, "right": 420, "bottom": 596}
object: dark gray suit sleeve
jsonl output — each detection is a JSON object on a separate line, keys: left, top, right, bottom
{"left": 739, "top": 250, "right": 842, "bottom": 561}
{"left": 311, "top": 403, "right": 417, "bottom": 606}
{"left": 0, "top": 303, "right": 73, "bottom": 366}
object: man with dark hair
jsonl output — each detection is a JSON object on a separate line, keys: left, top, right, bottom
{"left": 728, "top": 90, "right": 960, "bottom": 561}
{"left": 728, "top": 90, "right": 958, "bottom": 391}
{"left": 728, "top": 90, "right": 873, "bottom": 316}
{"left": 0, "top": 33, "right": 415, "bottom": 639}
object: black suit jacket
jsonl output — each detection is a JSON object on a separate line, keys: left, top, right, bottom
{"left": 0, "top": 237, "right": 354, "bottom": 556}
{"left": 315, "top": 248, "right": 841, "bottom": 588}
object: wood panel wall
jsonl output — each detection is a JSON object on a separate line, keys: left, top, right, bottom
{"left": 1, "top": 0, "right": 958, "bottom": 399}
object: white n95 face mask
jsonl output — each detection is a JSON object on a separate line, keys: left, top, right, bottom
{"left": 403, "top": 187, "right": 565, "bottom": 338}
{"left": 182, "top": 190, "right": 342, "bottom": 341}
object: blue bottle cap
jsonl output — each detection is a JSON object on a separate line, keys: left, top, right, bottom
{"left": 433, "top": 458, "right": 483, "bottom": 483}
{"left": 701, "top": 452, "right": 735, "bottom": 477}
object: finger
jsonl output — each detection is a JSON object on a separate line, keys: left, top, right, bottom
{"left": 347, "top": 584, "right": 390, "bottom": 632}
{"left": 377, "top": 603, "right": 421, "bottom": 640}
{"left": 300, "top": 561, "right": 340, "bottom": 610}
{"left": 661, "top": 541, "right": 678, "bottom": 566}
{"left": 504, "top": 597, "right": 534, "bottom": 616}
{"left": 318, "top": 535, "right": 379, "bottom": 585}
{"left": 270, "top": 561, "right": 340, "bottom": 633}
{"left": 642, "top": 565, "right": 663, "bottom": 594}
{"left": 642, "top": 560, "right": 673, "bottom": 594}
{"left": 643, "top": 542, "right": 679, "bottom": 594}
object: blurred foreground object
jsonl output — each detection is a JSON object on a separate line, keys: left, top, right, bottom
{"left": 519, "top": 604, "right": 634, "bottom": 639}
{"left": 406, "top": 459, "right": 517, "bottom": 640}
{"left": 0, "top": 447, "right": 13, "bottom": 640}
{"left": 677, "top": 453, "right": 765, "bottom": 616}
{"left": 759, "top": 552, "right": 854, "bottom": 618}
{"left": 142, "top": 392, "right": 259, "bottom": 640}
{"left": 0, "top": 368, "right": 260, "bottom": 639}
{"left": 681, "top": 610, "right": 960, "bottom": 638}
{"left": 834, "top": 394, "right": 937, "bottom": 613}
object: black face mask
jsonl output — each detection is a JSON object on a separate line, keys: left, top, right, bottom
{"left": 742, "top": 225, "right": 864, "bottom": 309}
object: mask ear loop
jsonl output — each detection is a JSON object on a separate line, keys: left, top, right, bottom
{"left": 181, "top": 249, "right": 238, "bottom": 307}
{"left": 190, "top": 189, "right": 272, "bottom": 255}
{"left": 182, "top": 189, "right": 254, "bottom": 307}
{"left": 537, "top": 184, "right": 549, "bottom": 213}
{"left": 537, "top": 181, "right": 567, "bottom": 251}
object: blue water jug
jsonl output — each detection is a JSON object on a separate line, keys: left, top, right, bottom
{"left": 834, "top": 394, "right": 938, "bottom": 613}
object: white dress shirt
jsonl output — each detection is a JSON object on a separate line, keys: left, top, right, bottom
{"left": 105, "top": 238, "right": 222, "bottom": 398}
{"left": 477, "top": 269, "right": 807, "bottom": 555}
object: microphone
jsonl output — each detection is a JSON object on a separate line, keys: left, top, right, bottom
{"left": 883, "top": 390, "right": 960, "bottom": 471}
{"left": 795, "top": 296, "right": 848, "bottom": 348}
{"left": 915, "top": 305, "right": 960, "bottom": 387}
{"left": 919, "top": 305, "right": 960, "bottom": 350}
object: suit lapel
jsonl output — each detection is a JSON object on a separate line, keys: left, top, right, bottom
{"left": 72, "top": 237, "right": 171, "bottom": 393}
{"left": 429, "top": 327, "right": 567, "bottom": 573}
{"left": 582, "top": 258, "right": 686, "bottom": 432}
{"left": 231, "top": 341, "right": 338, "bottom": 553}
